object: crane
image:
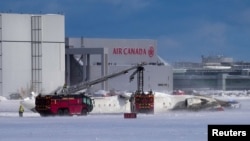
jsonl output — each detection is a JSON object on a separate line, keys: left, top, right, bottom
{"left": 57, "top": 62, "right": 147, "bottom": 95}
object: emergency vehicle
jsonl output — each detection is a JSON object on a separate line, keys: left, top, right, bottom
{"left": 129, "top": 65, "right": 154, "bottom": 114}
{"left": 35, "top": 93, "right": 93, "bottom": 116}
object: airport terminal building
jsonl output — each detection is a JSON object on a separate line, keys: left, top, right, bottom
{"left": 173, "top": 55, "right": 250, "bottom": 91}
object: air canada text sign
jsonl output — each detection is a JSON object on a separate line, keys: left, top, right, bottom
{"left": 208, "top": 125, "right": 250, "bottom": 141}
{"left": 113, "top": 46, "right": 155, "bottom": 58}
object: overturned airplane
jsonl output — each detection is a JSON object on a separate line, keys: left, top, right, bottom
{"left": 19, "top": 90, "right": 240, "bottom": 115}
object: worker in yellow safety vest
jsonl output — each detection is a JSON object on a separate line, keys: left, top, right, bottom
{"left": 19, "top": 105, "right": 24, "bottom": 117}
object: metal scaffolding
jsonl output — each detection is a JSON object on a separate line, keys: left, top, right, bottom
{"left": 31, "top": 16, "right": 42, "bottom": 93}
{"left": 0, "top": 14, "right": 2, "bottom": 96}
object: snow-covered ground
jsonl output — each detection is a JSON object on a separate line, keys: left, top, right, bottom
{"left": 0, "top": 97, "right": 250, "bottom": 141}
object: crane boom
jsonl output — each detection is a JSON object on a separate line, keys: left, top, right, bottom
{"left": 59, "top": 63, "right": 147, "bottom": 94}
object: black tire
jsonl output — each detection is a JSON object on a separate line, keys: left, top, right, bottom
{"left": 81, "top": 109, "right": 88, "bottom": 116}
{"left": 63, "top": 109, "right": 69, "bottom": 116}
{"left": 40, "top": 113, "right": 48, "bottom": 117}
{"left": 57, "top": 109, "right": 64, "bottom": 116}
{"left": 148, "top": 109, "right": 154, "bottom": 114}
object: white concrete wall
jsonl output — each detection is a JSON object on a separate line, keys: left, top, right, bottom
{"left": 42, "top": 43, "right": 65, "bottom": 93}
{"left": 0, "top": 13, "right": 65, "bottom": 97}
{"left": 2, "top": 14, "right": 31, "bottom": 41}
{"left": 42, "top": 14, "right": 65, "bottom": 42}
{"left": 2, "top": 42, "right": 31, "bottom": 96}
{"left": 42, "top": 14, "right": 65, "bottom": 93}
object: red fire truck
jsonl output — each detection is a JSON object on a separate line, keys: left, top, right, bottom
{"left": 35, "top": 93, "right": 93, "bottom": 116}
{"left": 129, "top": 65, "right": 154, "bottom": 114}
{"left": 130, "top": 91, "right": 154, "bottom": 114}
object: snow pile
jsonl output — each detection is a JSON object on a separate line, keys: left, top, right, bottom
{"left": 0, "top": 96, "right": 7, "bottom": 101}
